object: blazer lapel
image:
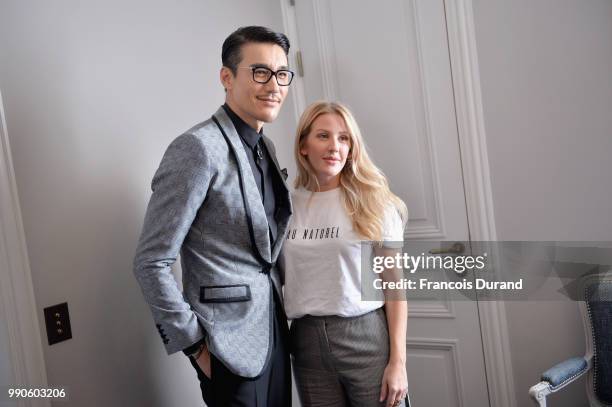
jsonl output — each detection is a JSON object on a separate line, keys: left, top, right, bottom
{"left": 261, "top": 136, "right": 291, "bottom": 192}
{"left": 261, "top": 136, "right": 293, "bottom": 262}
{"left": 212, "top": 107, "right": 272, "bottom": 264}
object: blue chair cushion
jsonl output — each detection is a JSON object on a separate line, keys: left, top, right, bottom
{"left": 541, "top": 357, "right": 588, "bottom": 389}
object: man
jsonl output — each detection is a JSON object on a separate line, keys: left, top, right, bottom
{"left": 133, "top": 26, "right": 294, "bottom": 406}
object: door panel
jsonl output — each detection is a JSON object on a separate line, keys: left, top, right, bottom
{"left": 292, "top": 0, "right": 489, "bottom": 405}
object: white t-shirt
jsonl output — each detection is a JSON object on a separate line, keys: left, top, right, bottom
{"left": 280, "top": 187, "right": 404, "bottom": 319}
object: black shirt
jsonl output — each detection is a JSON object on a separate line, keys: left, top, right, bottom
{"left": 222, "top": 103, "right": 279, "bottom": 242}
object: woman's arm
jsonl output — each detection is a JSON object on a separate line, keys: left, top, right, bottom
{"left": 377, "top": 246, "right": 409, "bottom": 407}
{"left": 385, "top": 297, "right": 407, "bottom": 367}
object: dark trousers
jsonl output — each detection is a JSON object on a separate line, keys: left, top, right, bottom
{"left": 189, "top": 291, "right": 291, "bottom": 407}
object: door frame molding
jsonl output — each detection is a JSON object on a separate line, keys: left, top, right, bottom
{"left": 280, "top": 0, "right": 516, "bottom": 406}
{"left": 444, "top": 1, "right": 517, "bottom": 406}
{"left": 0, "top": 89, "right": 50, "bottom": 407}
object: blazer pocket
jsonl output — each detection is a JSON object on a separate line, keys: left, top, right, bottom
{"left": 200, "top": 284, "right": 251, "bottom": 303}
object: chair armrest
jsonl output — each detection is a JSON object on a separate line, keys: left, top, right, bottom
{"left": 529, "top": 356, "right": 590, "bottom": 406}
{"left": 541, "top": 356, "right": 589, "bottom": 390}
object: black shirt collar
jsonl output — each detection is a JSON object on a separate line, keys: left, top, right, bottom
{"left": 222, "top": 103, "right": 262, "bottom": 150}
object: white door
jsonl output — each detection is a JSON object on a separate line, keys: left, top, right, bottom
{"left": 289, "top": 0, "right": 490, "bottom": 405}
{"left": 0, "top": 89, "right": 49, "bottom": 405}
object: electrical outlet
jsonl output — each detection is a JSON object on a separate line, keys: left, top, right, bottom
{"left": 43, "top": 302, "right": 72, "bottom": 345}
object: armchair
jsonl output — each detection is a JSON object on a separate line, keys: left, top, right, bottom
{"left": 529, "top": 270, "right": 612, "bottom": 406}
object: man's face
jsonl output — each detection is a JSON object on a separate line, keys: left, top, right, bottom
{"left": 222, "top": 42, "right": 290, "bottom": 131}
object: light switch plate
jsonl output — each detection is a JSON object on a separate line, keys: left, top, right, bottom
{"left": 43, "top": 302, "right": 72, "bottom": 345}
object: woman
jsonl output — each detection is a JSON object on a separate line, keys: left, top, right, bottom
{"left": 280, "top": 101, "right": 409, "bottom": 407}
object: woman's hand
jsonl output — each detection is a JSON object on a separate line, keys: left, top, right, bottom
{"left": 379, "top": 359, "right": 408, "bottom": 407}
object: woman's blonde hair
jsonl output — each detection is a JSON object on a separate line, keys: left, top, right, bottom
{"left": 294, "top": 101, "right": 408, "bottom": 241}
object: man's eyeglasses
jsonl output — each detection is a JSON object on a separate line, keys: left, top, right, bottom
{"left": 239, "top": 66, "right": 295, "bottom": 86}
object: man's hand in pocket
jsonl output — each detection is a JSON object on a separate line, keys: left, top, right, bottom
{"left": 195, "top": 344, "right": 212, "bottom": 379}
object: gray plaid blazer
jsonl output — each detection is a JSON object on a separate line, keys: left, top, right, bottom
{"left": 133, "top": 106, "right": 292, "bottom": 378}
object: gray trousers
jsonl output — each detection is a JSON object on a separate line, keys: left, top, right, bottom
{"left": 289, "top": 307, "right": 406, "bottom": 407}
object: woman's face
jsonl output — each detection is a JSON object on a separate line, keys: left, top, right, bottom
{"left": 300, "top": 113, "right": 351, "bottom": 190}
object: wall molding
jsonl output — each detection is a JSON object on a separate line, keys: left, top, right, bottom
{"left": 311, "top": 0, "right": 339, "bottom": 101}
{"left": 0, "top": 89, "right": 49, "bottom": 407}
{"left": 407, "top": 338, "right": 465, "bottom": 406}
{"left": 279, "top": 0, "right": 307, "bottom": 121}
{"left": 403, "top": 0, "right": 448, "bottom": 241}
{"left": 408, "top": 299, "right": 455, "bottom": 319}
{"left": 443, "top": 0, "right": 517, "bottom": 406}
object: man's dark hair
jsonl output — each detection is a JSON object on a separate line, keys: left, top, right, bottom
{"left": 222, "top": 26, "right": 290, "bottom": 75}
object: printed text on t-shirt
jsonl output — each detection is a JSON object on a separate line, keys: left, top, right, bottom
{"left": 286, "top": 227, "right": 341, "bottom": 240}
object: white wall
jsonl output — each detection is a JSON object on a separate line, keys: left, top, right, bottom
{"left": 0, "top": 1, "right": 296, "bottom": 405}
{"left": 472, "top": 0, "right": 612, "bottom": 406}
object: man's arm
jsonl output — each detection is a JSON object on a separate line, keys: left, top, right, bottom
{"left": 133, "top": 133, "right": 212, "bottom": 355}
